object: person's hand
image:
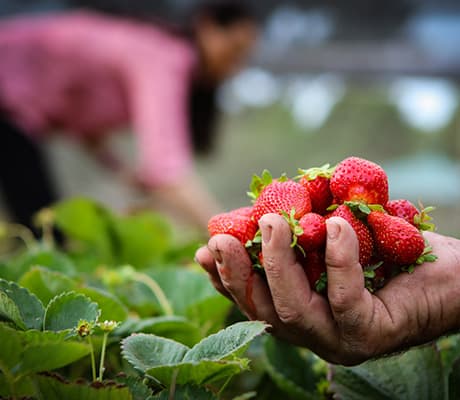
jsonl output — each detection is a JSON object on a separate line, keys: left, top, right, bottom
{"left": 195, "top": 213, "right": 460, "bottom": 365}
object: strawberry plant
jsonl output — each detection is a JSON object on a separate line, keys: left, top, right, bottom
{"left": 0, "top": 195, "right": 459, "bottom": 399}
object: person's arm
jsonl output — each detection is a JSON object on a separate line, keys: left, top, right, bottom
{"left": 195, "top": 214, "right": 460, "bottom": 365}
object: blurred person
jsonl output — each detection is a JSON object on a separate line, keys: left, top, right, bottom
{"left": 0, "top": 1, "right": 258, "bottom": 233}
{"left": 196, "top": 214, "right": 460, "bottom": 365}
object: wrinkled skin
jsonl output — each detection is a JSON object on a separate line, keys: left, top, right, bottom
{"left": 195, "top": 214, "right": 460, "bottom": 366}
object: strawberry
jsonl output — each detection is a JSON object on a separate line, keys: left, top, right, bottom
{"left": 297, "top": 212, "right": 327, "bottom": 252}
{"left": 329, "top": 205, "right": 374, "bottom": 267}
{"left": 251, "top": 180, "right": 311, "bottom": 222}
{"left": 231, "top": 206, "right": 254, "bottom": 218}
{"left": 367, "top": 211, "right": 425, "bottom": 266}
{"left": 298, "top": 164, "right": 334, "bottom": 215}
{"left": 300, "top": 251, "right": 327, "bottom": 292}
{"left": 385, "top": 199, "right": 435, "bottom": 231}
{"left": 208, "top": 210, "right": 257, "bottom": 245}
{"left": 330, "top": 156, "right": 389, "bottom": 205}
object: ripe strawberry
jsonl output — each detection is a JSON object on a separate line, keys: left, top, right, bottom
{"left": 297, "top": 213, "right": 327, "bottom": 252}
{"left": 367, "top": 211, "right": 425, "bottom": 265}
{"left": 329, "top": 205, "right": 374, "bottom": 266}
{"left": 231, "top": 206, "right": 254, "bottom": 218}
{"left": 298, "top": 164, "right": 334, "bottom": 215}
{"left": 385, "top": 199, "right": 418, "bottom": 226}
{"left": 252, "top": 180, "right": 311, "bottom": 222}
{"left": 208, "top": 210, "right": 257, "bottom": 245}
{"left": 300, "top": 251, "right": 327, "bottom": 292}
{"left": 330, "top": 157, "right": 389, "bottom": 205}
{"left": 385, "top": 199, "right": 435, "bottom": 231}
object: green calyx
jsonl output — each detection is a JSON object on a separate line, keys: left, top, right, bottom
{"left": 246, "top": 230, "right": 263, "bottom": 269}
{"left": 280, "top": 209, "right": 304, "bottom": 255}
{"left": 315, "top": 272, "right": 328, "bottom": 293}
{"left": 247, "top": 170, "right": 288, "bottom": 202}
{"left": 402, "top": 245, "right": 438, "bottom": 273}
{"left": 414, "top": 203, "right": 436, "bottom": 231}
{"left": 296, "top": 163, "right": 335, "bottom": 181}
{"left": 344, "top": 201, "right": 384, "bottom": 220}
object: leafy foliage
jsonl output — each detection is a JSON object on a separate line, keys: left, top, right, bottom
{"left": 1, "top": 198, "right": 459, "bottom": 399}
{"left": 122, "top": 321, "right": 267, "bottom": 386}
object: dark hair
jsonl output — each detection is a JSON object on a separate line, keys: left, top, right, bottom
{"left": 187, "top": 1, "right": 256, "bottom": 155}
{"left": 193, "top": 1, "right": 256, "bottom": 27}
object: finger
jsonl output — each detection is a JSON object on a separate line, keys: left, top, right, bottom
{"left": 325, "top": 217, "right": 374, "bottom": 330}
{"left": 195, "top": 245, "right": 232, "bottom": 300}
{"left": 208, "top": 234, "right": 273, "bottom": 318}
{"left": 259, "top": 214, "right": 335, "bottom": 336}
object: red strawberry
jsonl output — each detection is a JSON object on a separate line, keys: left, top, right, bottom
{"left": 252, "top": 180, "right": 311, "bottom": 222}
{"left": 329, "top": 205, "right": 374, "bottom": 267}
{"left": 231, "top": 206, "right": 254, "bottom": 218}
{"left": 385, "top": 199, "right": 418, "bottom": 226}
{"left": 367, "top": 211, "right": 425, "bottom": 265}
{"left": 208, "top": 210, "right": 257, "bottom": 245}
{"left": 298, "top": 164, "right": 334, "bottom": 215}
{"left": 300, "top": 251, "right": 327, "bottom": 292}
{"left": 330, "top": 157, "right": 389, "bottom": 205}
{"left": 297, "top": 213, "right": 327, "bottom": 252}
{"left": 385, "top": 199, "right": 435, "bottom": 231}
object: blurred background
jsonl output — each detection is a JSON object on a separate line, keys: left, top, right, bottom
{"left": 1, "top": 0, "right": 459, "bottom": 236}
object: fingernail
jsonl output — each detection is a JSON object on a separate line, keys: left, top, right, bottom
{"left": 327, "top": 220, "right": 341, "bottom": 241}
{"left": 260, "top": 221, "right": 273, "bottom": 245}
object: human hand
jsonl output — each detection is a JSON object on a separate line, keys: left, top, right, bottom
{"left": 195, "top": 213, "right": 460, "bottom": 365}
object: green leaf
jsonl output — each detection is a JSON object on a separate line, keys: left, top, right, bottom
{"left": 77, "top": 286, "right": 128, "bottom": 323}
{"left": 0, "top": 291, "right": 26, "bottom": 330}
{"left": 53, "top": 197, "right": 116, "bottom": 263}
{"left": 44, "top": 292, "right": 100, "bottom": 332}
{"left": 35, "top": 373, "right": 133, "bottom": 400}
{"left": 185, "top": 295, "right": 232, "bottom": 336}
{"left": 122, "top": 322, "right": 266, "bottom": 386}
{"left": 148, "top": 268, "right": 232, "bottom": 330}
{"left": 122, "top": 334, "right": 190, "bottom": 372}
{"left": 329, "top": 344, "right": 446, "bottom": 400}
{"left": 117, "top": 316, "right": 202, "bottom": 347}
{"left": 183, "top": 321, "right": 267, "bottom": 362}
{"left": 114, "top": 375, "right": 156, "bottom": 400}
{"left": 152, "top": 385, "right": 218, "bottom": 399}
{"left": 19, "top": 266, "right": 77, "bottom": 305}
{"left": 0, "top": 324, "right": 90, "bottom": 378}
{"left": 449, "top": 358, "right": 460, "bottom": 400}
{"left": 0, "top": 322, "right": 22, "bottom": 373}
{"left": 112, "top": 212, "right": 172, "bottom": 268}
{"left": 0, "top": 280, "right": 44, "bottom": 330}
{"left": 263, "top": 336, "right": 319, "bottom": 399}
{"left": 146, "top": 359, "right": 247, "bottom": 386}
{"left": 19, "top": 330, "right": 91, "bottom": 376}
{"left": 12, "top": 246, "right": 76, "bottom": 278}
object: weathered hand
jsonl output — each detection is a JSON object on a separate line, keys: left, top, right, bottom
{"left": 195, "top": 213, "right": 460, "bottom": 365}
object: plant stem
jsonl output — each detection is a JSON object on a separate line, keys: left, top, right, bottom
{"left": 217, "top": 375, "right": 233, "bottom": 397}
{"left": 168, "top": 368, "right": 179, "bottom": 400}
{"left": 133, "top": 272, "right": 174, "bottom": 316}
{"left": 7, "top": 223, "right": 36, "bottom": 249}
{"left": 88, "top": 336, "right": 97, "bottom": 382}
{"left": 41, "top": 223, "right": 55, "bottom": 249}
{"left": 98, "top": 332, "right": 109, "bottom": 381}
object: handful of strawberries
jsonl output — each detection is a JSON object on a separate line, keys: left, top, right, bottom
{"left": 207, "top": 156, "right": 437, "bottom": 292}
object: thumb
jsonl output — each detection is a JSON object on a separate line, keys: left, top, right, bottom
{"left": 325, "top": 217, "right": 367, "bottom": 317}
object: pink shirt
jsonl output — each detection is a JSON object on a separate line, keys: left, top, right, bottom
{"left": 0, "top": 11, "right": 197, "bottom": 186}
